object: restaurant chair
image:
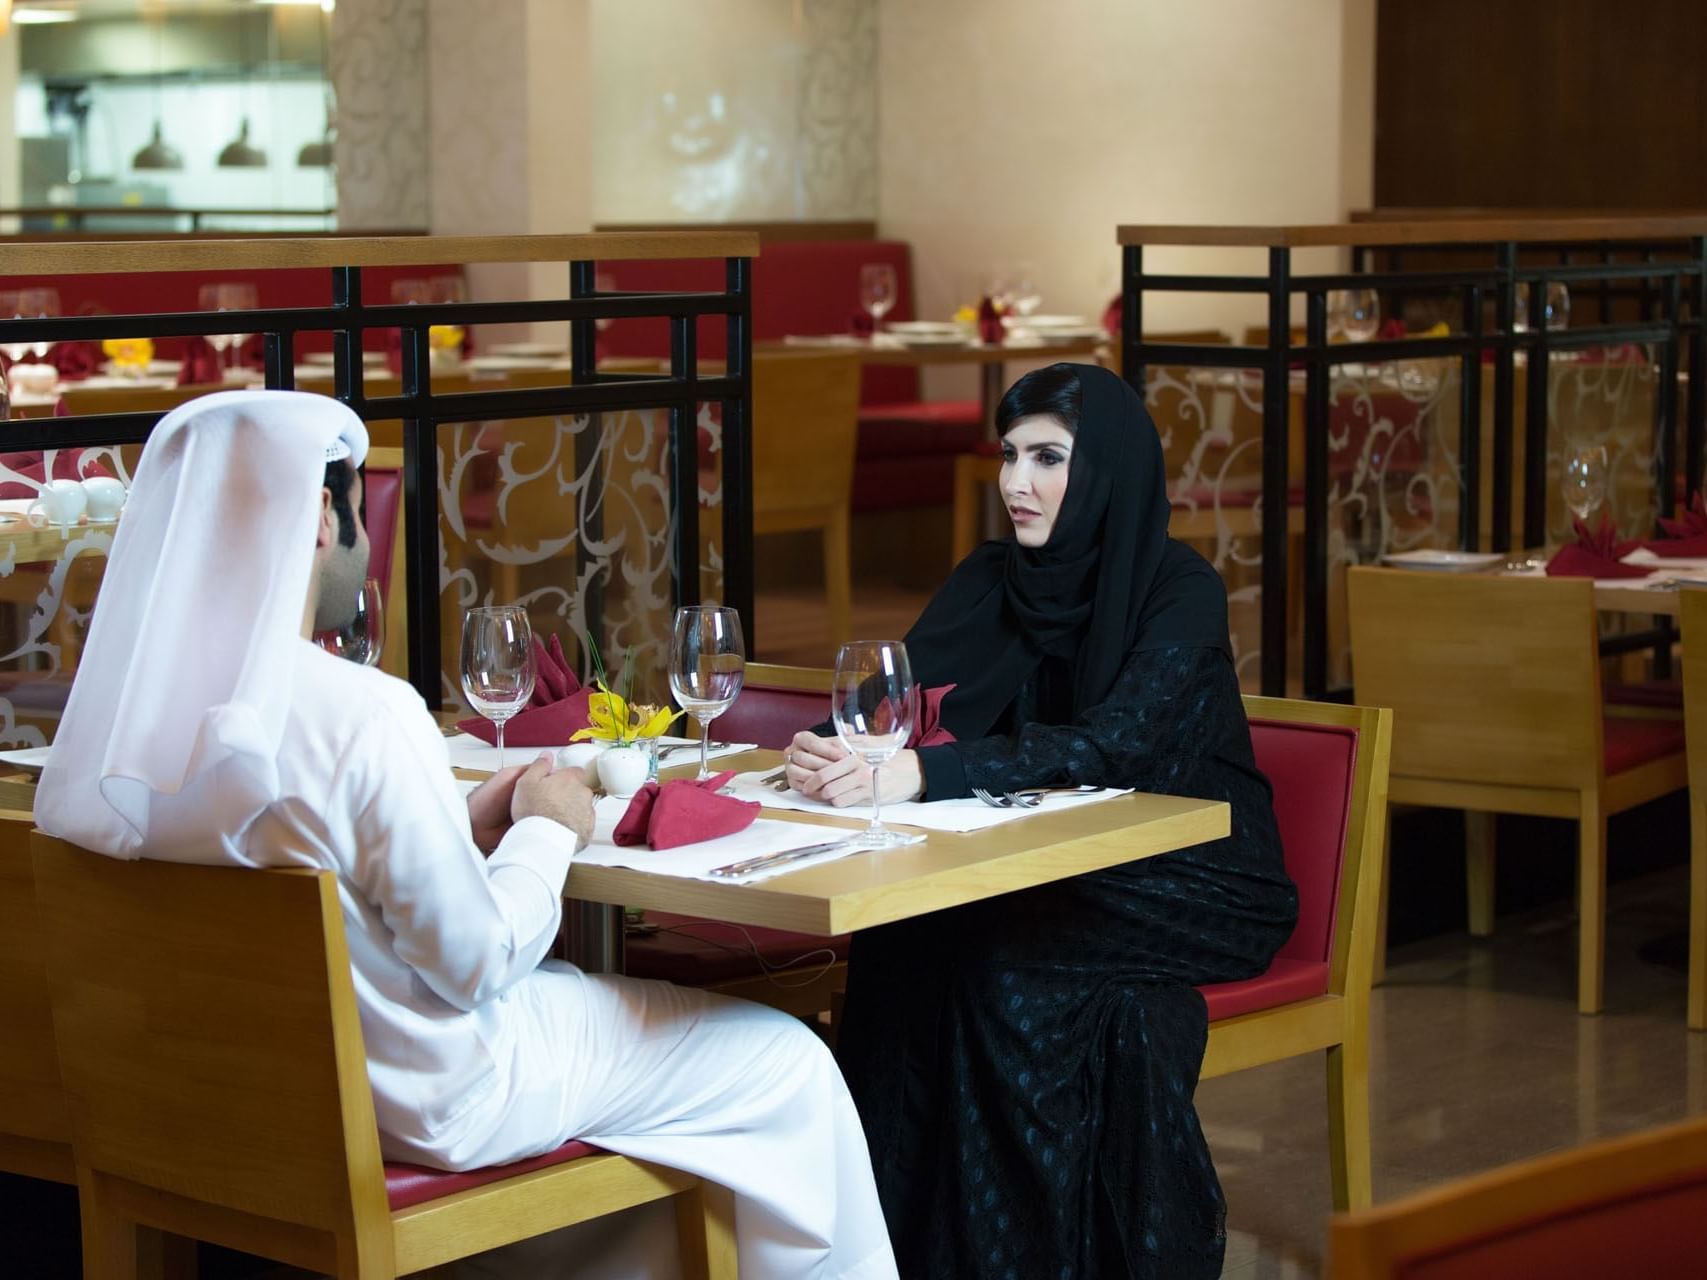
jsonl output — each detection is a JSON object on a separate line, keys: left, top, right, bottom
{"left": 1347, "top": 567, "right": 1688, "bottom": 1014}
{"left": 2, "top": 815, "right": 199, "bottom": 1278}
{"left": 1201, "top": 696, "right": 1392, "bottom": 1212}
{"left": 750, "top": 351, "right": 862, "bottom": 648}
{"left": 624, "top": 663, "right": 850, "bottom": 1021}
{"left": 30, "top": 835, "right": 736, "bottom": 1280}
{"left": 1327, "top": 1112, "right": 1707, "bottom": 1278}
{"left": 1680, "top": 588, "right": 1707, "bottom": 1031}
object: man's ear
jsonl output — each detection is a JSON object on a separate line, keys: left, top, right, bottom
{"left": 316, "top": 487, "right": 336, "bottom": 550}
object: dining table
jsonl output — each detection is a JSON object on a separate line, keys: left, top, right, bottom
{"left": 763, "top": 332, "right": 1109, "bottom": 437}
{"left": 457, "top": 746, "right": 1229, "bottom": 973}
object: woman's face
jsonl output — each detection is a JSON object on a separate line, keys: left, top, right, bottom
{"left": 1000, "top": 415, "right": 1075, "bottom": 547}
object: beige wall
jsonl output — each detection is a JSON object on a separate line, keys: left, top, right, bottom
{"left": 878, "top": 0, "right": 1376, "bottom": 368}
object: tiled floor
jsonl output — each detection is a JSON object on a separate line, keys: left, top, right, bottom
{"left": 1208, "top": 865, "right": 1706, "bottom": 1278}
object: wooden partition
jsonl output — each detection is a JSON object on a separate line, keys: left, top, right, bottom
{"left": 0, "top": 231, "right": 759, "bottom": 711}
{"left": 1120, "top": 217, "right": 1707, "bottom": 697}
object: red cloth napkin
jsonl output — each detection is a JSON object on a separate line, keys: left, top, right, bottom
{"left": 46, "top": 342, "right": 100, "bottom": 381}
{"left": 909, "top": 684, "right": 956, "bottom": 748}
{"left": 849, "top": 310, "right": 875, "bottom": 338}
{"left": 1101, "top": 293, "right": 1122, "bottom": 338}
{"left": 613, "top": 771, "right": 760, "bottom": 850}
{"left": 1643, "top": 492, "right": 1707, "bottom": 556}
{"left": 977, "top": 296, "right": 1005, "bottom": 345}
{"left": 455, "top": 634, "right": 594, "bottom": 746}
{"left": 176, "top": 337, "right": 226, "bottom": 386}
{"left": 1546, "top": 512, "right": 1649, "bottom": 579}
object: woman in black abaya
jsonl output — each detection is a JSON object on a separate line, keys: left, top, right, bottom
{"left": 785, "top": 362, "right": 1299, "bottom": 1278}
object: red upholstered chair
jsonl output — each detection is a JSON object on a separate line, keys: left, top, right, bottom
{"left": 624, "top": 664, "right": 851, "bottom": 1019}
{"left": 31, "top": 835, "right": 736, "bottom": 1280}
{"left": 1327, "top": 1113, "right": 1707, "bottom": 1278}
{"left": 1349, "top": 568, "right": 1689, "bottom": 1014}
{"left": 1198, "top": 697, "right": 1392, "bottom": 1213}
{"left": 360, "top": 448, "right": 408, "bottom": 684}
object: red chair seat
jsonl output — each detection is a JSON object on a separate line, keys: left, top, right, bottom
{"left": 856, "top": 415, "right": 982, "bottom": 462}
{"left": 1604, "top": 680, "right": 1683, "bottom": 710}
{"left": 384, "top": 1139, "right": 603, "bottom": 1210}
{"left": 1603, "top": 716, "right": 1687, "bottom": 775}
{"left": 624, "top": 911, "right": 849, "bottom": 986}
{"left": 1199, "top": 959, "right": 1331, "bottom": 1021}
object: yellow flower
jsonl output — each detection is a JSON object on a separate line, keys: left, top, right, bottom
{"left": 952, "top": 305, "right": 977, "bottom": 325}
{"left": 627, "top": 702, "right": 683, "bottom": 740}
{"left": 101, "top": 337, "right": 154, "bottom": 369}
{"left": 428, "top": 324, "right": 465, "bottom": 351}
{"left": 571, "top": 685, "right": 629, "bottom": 743}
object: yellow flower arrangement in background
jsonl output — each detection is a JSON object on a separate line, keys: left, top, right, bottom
{"left": 101, "top": 337, "right": 154, "bottom": 372}
{"left": 428, "top": 324, "right": 465, "bottom": 352}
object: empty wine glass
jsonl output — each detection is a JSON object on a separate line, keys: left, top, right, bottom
{"left": 1328, "top": 289, "right": 1380, "bottom": 343}
{"left": 1562, "top": 444, "right": 1608, "bottom": 524}
{"left": 0, "top": 290, "right": 27, "bottom": 368}
{"left": 858, "top": 263, "right": 898, "bottom": 330}
{"left": 1008, "top": 263, "right": 1042, "bottom": 318}
{"left": 461, "top": 605, "right": 536, "bottom": 769}
{"left": 314, "top": 578, "right": 384, "bottom": 667}
{"left": 1515, "top": 281, "right": 1571, "bottom": 332}
{"left": 832, "top": 640, "right": 925, "bottom": 850}
{"left": 669, "top": 605, "right": 745, "bottom": 781}
{"left": 199, "top": 282, "right": 257, "bottom": 378}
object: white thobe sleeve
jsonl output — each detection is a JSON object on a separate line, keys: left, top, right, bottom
{"left": 341, "top": 699, "right": 577, "bottom": 1013}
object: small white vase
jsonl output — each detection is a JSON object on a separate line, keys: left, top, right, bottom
{"left": 597, "top": 745, "right": 651, "bottom": 798}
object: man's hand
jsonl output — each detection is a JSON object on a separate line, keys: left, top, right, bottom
{"left": 466, "top": 762, "right": 528, "bottom": 853}
{"left": 785, "top": 731, "right": 923, "bottom": 808}
{"left": 512, "top": 753, "right": 598, "bottom": 848}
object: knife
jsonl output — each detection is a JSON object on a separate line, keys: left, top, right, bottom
{"left": 708, "top": 839, "right": 851, "bottom": 879}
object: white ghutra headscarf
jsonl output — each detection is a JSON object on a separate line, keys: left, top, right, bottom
{"left": 35, "top": 390, "right": 369, "bottom": 862}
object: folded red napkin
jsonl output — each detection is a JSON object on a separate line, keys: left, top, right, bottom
{"left": 176, "top": 337, "right": 226, "bottom": 386}
{"left": 1101, "top": 293, "right": 1122, "bottom": 338}
{"left": 849, "top": 310, "right": 875, "bottom": 338}
{"left": 46, "top": 342, "right": 100, "bottom": 381}
{"left": 977, "top": 296, "right": 1005, "bottom": 345}
{"left": 1546, "top": 512, "right": 1649, "bottom": 579}
{"left": 909, "top": 684, "right": 957, "bottom": 748}
{"left": 455, "top": 633, "right": 594, "bottom": 746}
{"left": 1644, "top": 493, "right": 1707, "bottom": 556}
{"left": 613, "top": 771, "right": 760, "bottom": 850}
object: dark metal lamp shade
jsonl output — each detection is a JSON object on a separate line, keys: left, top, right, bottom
{"left": 132, "top": 122, "right": 184, "bottom": 171}
{"left": 217, "top": 118, "right": 268, "bottom": 168}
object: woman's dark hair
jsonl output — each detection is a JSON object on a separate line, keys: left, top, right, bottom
{"left": 995, "top": 363, "right": 1082, "bottom": 437}
{"left": 323, "top": 459, "right": 359, "bottom": 549}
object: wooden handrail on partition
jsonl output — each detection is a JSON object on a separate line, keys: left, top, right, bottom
{"left": 1118, "top": 216, "right": 1707, "bottom": 248}
{"left": 0, "top": 230, "right": 762, "bottom": 276}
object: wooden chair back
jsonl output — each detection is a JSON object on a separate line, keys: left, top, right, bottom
{"left": 0, "top": 817, "right": 72, "bottom": 1182}
{"left": 1347, "top": 567, "right": 1604, "bottom": 792}
{"left": 1328, "top": 1113, "right": 1707, "bottom": 1277}
{"left": 32, "top": 836, "right": 393, "bottom": 1272}
{"left": 1683, "top": 589, "right": 1707, "bottom": 798}
{"left": 715, "top": 663, "right": 833, "bottom": 751}
{"left": 362, "top": 447, "right": 409, "bottom": 684}
{"left": 751, "top": 350, "right": 862, "bottom": 521}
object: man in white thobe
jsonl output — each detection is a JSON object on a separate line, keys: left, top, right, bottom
{"left": 36, "top": 390, "right": 897, "bottom": 1280}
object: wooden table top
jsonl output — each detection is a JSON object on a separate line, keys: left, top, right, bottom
{"left": 758, "top": 335, "right": 1106, "bottom": 367}
{"left": 564, "top": 748, "right": 1230, "bottom": 936}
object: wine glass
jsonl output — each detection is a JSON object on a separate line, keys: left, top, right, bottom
{"left": 199, "top": 282, "right": 257, "bottom": 378}
{"left": 0, "top": 290, "right": 27, "bottom": 371}
{"left": 313, "top": 578, "right": 384, "bottom": 667}
{"left": 12, "top": 288, "right": 60, "bottom": 362}
{"left": 668, "top": 605, "right": 745, "bottom": 781}
{"left": 1327, "top": 289, "right": 1380, "bottom": 343}
{"left": 1008, "top": 263, "right": 1042, "bottom": 318}
{"left": 1561, "top": 444, "right": 1608, "bottom": 524}
{"left": 461, "top": 605, "right": 536, "bottom": 769}
{"left": 1514, "top": 282, "right": 1571, "bottom": 333}
{"left": 858, "top": 263, "right": 898, "bottom": 330}
{"left": 831, "top": 640, "right": 924, "bottom": 850}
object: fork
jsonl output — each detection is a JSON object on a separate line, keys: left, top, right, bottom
{"left": 658, "top": 740, "right": 730, "bottom": 759}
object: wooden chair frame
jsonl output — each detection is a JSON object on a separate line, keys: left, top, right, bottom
{"left": 1203, "top": 696, "right": 1392, "bottom": 1213}
{"left": 31, "top": 835, "right": 735, "bottom": 1280}
{"left": 1348, "top": 567, "right": 1689, "bottom": 1014}
{"left": 1680, "top": 589, "right": 1707, "bottom": 1030}
{"left": 1328, "top": 1112, "right": 1707, "bottom": 1277}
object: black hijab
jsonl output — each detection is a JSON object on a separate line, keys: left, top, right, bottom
{"left": 904, "top": 362, "right": 1230, "bottom": 741}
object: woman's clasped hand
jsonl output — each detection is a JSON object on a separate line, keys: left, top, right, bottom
{"left": 784, "top": 731, "right": 923, "bottom": 807}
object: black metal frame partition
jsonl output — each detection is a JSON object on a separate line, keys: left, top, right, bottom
{"left": 0, "top": 231, "right": 758, "bottom": 708}
{"left": 1120, "top": 218, "right": 1707, "bottom": 700}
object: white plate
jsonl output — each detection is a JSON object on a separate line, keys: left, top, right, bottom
{"left": 304, "top": 351, "right": 386, "bottom": 366}
{"left": 895, "top": 333, "right": 973, "bottom": 350}
{"left": 489, "top": 341, "right": 568, "bottom": 359}
{"left": 1005, "top": 314, "right": 1089, "bottom": 330}
{"left": 885, "top": 321, "right": 963, "bottom": 336}
{"left": 1381, "top": 550, "right": 1506, "bottom": 572}
{"left": 467, "top": 354, "right": 565, "bottom": 372}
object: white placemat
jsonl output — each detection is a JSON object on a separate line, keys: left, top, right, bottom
{"left": 1501, "top": 564, "right": 1676, "bottom": 590}
{"left": 725, "top": 771, "right": 1131, "bottom": 833}
{"left": 442, "top": 732, "right": 756, "bottom": 775}
{"left": 575, "top": 796, "right": 862, "bottom": 883}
